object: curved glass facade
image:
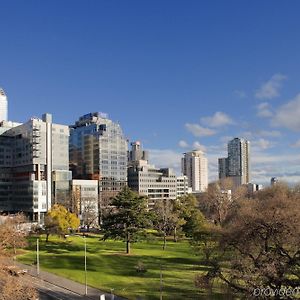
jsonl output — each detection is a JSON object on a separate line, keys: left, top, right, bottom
{"left": 69, "top": 113, "right": 128, "bottom": 197}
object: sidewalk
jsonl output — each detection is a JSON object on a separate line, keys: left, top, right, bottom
{"left": 15, "top": 261, "right": 126, "bottom": 300}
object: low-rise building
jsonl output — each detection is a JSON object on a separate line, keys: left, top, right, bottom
{"left": 128, "top": 142, "right": 177, "bottom": 207}
{"left": 176, "top": 175, "right": 192, "bottom": 197}
{"left": 71, "top": 180, "right": 99, "bottom": 227}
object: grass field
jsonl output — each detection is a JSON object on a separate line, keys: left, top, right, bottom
{"left": 17, "top": 234, "right": 228, "bottom": 299}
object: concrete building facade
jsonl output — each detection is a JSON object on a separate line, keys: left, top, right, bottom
{"left": 181, "top": 150, "right": 208, "bottom": 192}
{"left": 128, "top": 142, "right": 177, "bottom": 207}
{"left": 71, "top": 179, "right": 99, "bottom": 227}
{"left": 0, "top": 114, "right": 70, "bottom": 222}
{"left": 176, "top": 175, "right": 192, "bottom": 197}
{"left": 0, "top": 88, "right": 8, "bottom": 122}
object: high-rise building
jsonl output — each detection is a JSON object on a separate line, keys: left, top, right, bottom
{"left": 181, "top": 150, "right": 208, "bottom": 192}
{"left": 218, "top": 157, "right": 228, "bottom": 179}
{"left": 69, "top": 112, "right": 128, "bottom": 208}
{"left": 218, "top": 137, "right": 250, "bottom": 186}
{"left": 0, "top": 88, "right": 8, "bottom": 122}
{"left": 0, "top": 113, "right": 71, "bottom": 223}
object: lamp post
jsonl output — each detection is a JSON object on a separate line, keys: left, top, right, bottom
{"left": 37, "top": 238, "right": 40, "bottom": 276}
{"left": 84, "top": 236, "right": 87, "bottom": 296}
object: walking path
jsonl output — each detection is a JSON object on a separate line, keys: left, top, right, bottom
{"left": 15, "top": 261, "right": 126, "bottom": 300}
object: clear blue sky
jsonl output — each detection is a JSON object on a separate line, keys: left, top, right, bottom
{"left": 1, "top": 1, "right": 300, "bottom": 184}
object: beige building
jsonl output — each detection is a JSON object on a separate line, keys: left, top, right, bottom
{"left": 181, "top": 150, "right": 208, "bottom": 192}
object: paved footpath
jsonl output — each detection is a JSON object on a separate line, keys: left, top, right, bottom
{"left": 15, "top": 261, "right": 126, "bottom": 300}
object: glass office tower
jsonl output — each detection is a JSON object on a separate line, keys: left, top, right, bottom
{"left": 69, "top": 112, "right": 128, "bottom": 210}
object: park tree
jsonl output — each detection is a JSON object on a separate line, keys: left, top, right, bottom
{"left": 0, "top": 215, "right": 37, "bottom": 299}
{"left": 198, "top": 178, "right": 247, "bottom": 225}
{"left": 190, "top": 222, "right": 221, "bottom": 264}
{"left": 44, "top": 204, "right": 80, "bottom": 242}
{"left": 101, "top": 187, "right": 152, "bottom": 254}
{"left": 196, "top": 185, "right": 300, "bottom": 297}
{"left": 153, "top": 199, "right": 184, "bottom": 249}
{"left": 0, "top": 214, "right": 28, "bottom": 255}
{"left": 81, "top": 197, "right": 99, "bottom": 231}
{"left": 176, "top": 194, "right": 206, "bottom": 237}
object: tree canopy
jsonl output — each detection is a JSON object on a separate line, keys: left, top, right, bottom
{"left": 101, "top": 187, "right": 152, "bottom": 254}
{"left": 44, "top": 204, "right": 80, "bottom": 241}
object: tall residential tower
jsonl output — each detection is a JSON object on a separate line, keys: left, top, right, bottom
{"left": 218, "top": 137, "right": 250, "bottom": 186}
{"left": 181, "top": 150, "right": 208, "bottom": 192}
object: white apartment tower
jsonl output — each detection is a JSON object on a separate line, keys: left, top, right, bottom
{"left": 0, "top": 88, "right": 8, "bottom": 122}
{"left": 181, "top": 150, "right": 208, "bottom": 192}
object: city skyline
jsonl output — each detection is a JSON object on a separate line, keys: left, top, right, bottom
{"left": 2, "top": 1, "right": 300, "bottom": 185}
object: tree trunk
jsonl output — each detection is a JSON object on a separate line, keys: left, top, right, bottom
{"left": 163, "top": 231, "right": 167, "bottom": 250}
{"left": 46, "top": 233, "right": 49, "bottom": 243}
{"left": 173, "top": 227, "right": 177, "bottom": 242}
{"left": 126, "top": 239, "right": 130, "bottom": 254}
{"left": 126, "top": 232, "right": 130, "bottom": 254}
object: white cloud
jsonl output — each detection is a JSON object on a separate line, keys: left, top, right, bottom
{"left": 201, "top": 111, "right": 234, "bottom": 128}
{"left": 252, "top": 138, "right": 274, "bottom": 150}
{"left": 256, "top": 130, "right": 281, "bottom": 137}
{"left": 219, "top": 135, "right": 233, "bottom": 143}
{"left": 256, "top": 102, "right": 273, "bottom": 118}
{"left": 192, "top": 141, "right": 207, "bottom": 152}
{"left": 242, "top": 129, "right": 281, "bottom": 139}
{"left": 272, "top": 93, "right": 300, "bottom": 131}
{"left": 290, "top": 140, "right": 300, "bottom": 148}
{"left": 148, "top": 149, "right": 182, "bottom": 174}
{"left": 233, "top": 90, "right": 247, "bottom": 98}
{"left": 185, "top": 123, "right": 216, "bottom": 137}
{"left": 255, "top": 73, "right": 287, "bottom": 100}
{"left": 178, "top": 140, "right": 189, "bottom": 148}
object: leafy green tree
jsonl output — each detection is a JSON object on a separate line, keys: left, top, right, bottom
{"left": 101, "top": 187, "right": 152, "bottom": 254}
{"left": 176, "top": 194, "right": 206, "bottom": 237}
{"left": 190, "top": 222, "right": 221, "bottom": 263}
{"left": 44, "top": 204, "right": 80, "bottom": 242}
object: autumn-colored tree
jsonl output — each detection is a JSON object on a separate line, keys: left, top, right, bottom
{"left": 196, "top": 185, "right": 300, "bottom": 297}
{"left": 44, "top": 204, "right": 80, "bottom": 242}
{"left": 198, "top": 178, "right": 247, "bottom": 225}
{"left": 102, "top": 187, "right": 152, "bottom": 254}
{"left": 0, "top": 215, "right": 37, "bottom": 299}
{"left": 0, "top": 214, "right": 28, "bottom": 255}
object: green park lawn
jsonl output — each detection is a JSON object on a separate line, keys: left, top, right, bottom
{"left": 17, "top": 234, "right": 227, "bottom": 299}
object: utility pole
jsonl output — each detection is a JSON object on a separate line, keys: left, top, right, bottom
{"left": 37, "top": 238, "right": 40, "bottom": 276}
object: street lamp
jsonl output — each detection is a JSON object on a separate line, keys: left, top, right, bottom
{"left": 36, "top": 238, "right": 40, "bottom": 276}
{"left": 84, "top": 236, "right": 87, "bottom": 296}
